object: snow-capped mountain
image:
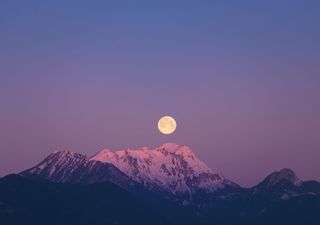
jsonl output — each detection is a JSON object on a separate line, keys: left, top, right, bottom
{"left": 20, "top": 150, "right": 138, "bottom": 191}
{"left": 21, "top": 143, "right": 239, "bottom": 198}
{"left": 90, "top": 143, "right": 239, "bottom": 195}
{"left": 13, "top": 149, "right": 320, "bottom": 224}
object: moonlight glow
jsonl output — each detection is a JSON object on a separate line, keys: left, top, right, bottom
{"left": 158, "top": 116, "right": 177, "bottom": 135}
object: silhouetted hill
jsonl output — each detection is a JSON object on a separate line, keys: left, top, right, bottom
{"left": 1, "top": 171, "right": 320, "bottom": 225}
{"left": 0, "top": 174, "right": 170, "bottom": 225}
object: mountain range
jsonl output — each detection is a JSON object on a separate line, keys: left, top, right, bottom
{"left": 1, "top": 143, "right": 320, "bottom": 225}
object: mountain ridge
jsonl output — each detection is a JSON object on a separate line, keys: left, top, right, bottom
{"left": 3, "top": 172, "right": 320, "bottom": 225}
{"left": 20, "top": 149, "right": 140, "bottom": 191}
{"left": 22, "top": 143, "right": 240, "bottom": 201}
{"left": 90, "top": 143, "right": 239, "bottom": 195}
{"left": 9, "top": 143, "right": 320, "bottom": 224}
{"left": 20, "top": 143, "right": 320, "bottom": 205}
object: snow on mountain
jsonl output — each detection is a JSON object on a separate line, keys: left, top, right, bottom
{"left": 90, "top": 143, "right": 239, "bottom": 195}
{"left": 20, "top": 150, "right": 138, "bottom": 191}
{"left": 249, "top": 168, "right": 307, "bottom": 201}
{"left": 23, "top": 150, "right": 87, "bottom": 181}
{"left": 260, "top": 168, "right": 302, "bottom": 188}
{"left": 20, "top": 143, "right": 239, "bottom": 200}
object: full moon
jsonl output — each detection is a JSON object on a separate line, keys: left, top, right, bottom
{"left": 158, "top": 116, "right": 177, "bottom": 135}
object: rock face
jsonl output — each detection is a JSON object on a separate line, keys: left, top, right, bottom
{"left": 90, "top": 143, "right": 239, "bottom": 195}
{"left": 21, "top": 143, "right": 239, "bottom": 198}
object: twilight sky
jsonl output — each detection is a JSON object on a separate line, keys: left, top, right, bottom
{"left": 0, "top": 0, "right": 319, "bottom": 186}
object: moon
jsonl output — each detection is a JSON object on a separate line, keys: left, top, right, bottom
{"left": 158, "top": 116, "right": 177, "bottom": 135}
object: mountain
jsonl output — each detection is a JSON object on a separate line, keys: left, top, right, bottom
{"left": 21, "top": 150, "right": 139, "bottom": 191}
{"left": 196, "top": 169, "right": 320, "bottom": 225}
{"left": 257, "top": 168, "right": 302, "bottom": 188}
{"left": 22, "top": 143, "right": 239, "bottom": 201}
{"left": 3, "top": 145, "right": 320, "bottom": 225}
{"left": 250, "top": 168, "right": 320, "bottom": 200}
{"left": 90, "top": 143, "right": 239, "bottom": 197}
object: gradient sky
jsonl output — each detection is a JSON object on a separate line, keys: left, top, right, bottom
{"left": 0, "top": 0, "right": 320, "bottom": 186}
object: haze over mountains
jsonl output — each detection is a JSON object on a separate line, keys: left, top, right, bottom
{"left": 1, "top": 143, "right": 320, "bottom": 225}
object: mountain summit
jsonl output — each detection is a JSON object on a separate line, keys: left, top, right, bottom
{"left": 261, "top": 168, "right": 302, "bottom": 187}
{"left": 20, "top": 149, "right": 138, "bottom": 191}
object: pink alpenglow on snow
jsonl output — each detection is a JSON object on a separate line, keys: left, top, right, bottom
{"left": 90, "top": 143, "right": 239, "bottom": 195}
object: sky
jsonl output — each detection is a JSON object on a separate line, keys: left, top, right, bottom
{"left": 0, "top": 0, "right": 319, "bottom": 186}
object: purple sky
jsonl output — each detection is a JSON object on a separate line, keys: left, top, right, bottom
{"left": 0, "top": 0, "right": 320, "bottom": 186}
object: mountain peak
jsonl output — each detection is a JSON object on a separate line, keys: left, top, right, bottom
{"left": 263, "top": 168, "right": 302, "bottom": 187}
{"left": 159, "top": 142, "right": 181, "bottom": 151}
{"left": 159, "top": 143, "right": 193, "bottom": 154}
{"left": 21, "top": 150, "right": 136, "bottom": 190}
{"left": 51, "top": 149, "right": 84, "bottom": 158}
{"left": 21, "top": 150, "right": 88, "bottom": 181}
